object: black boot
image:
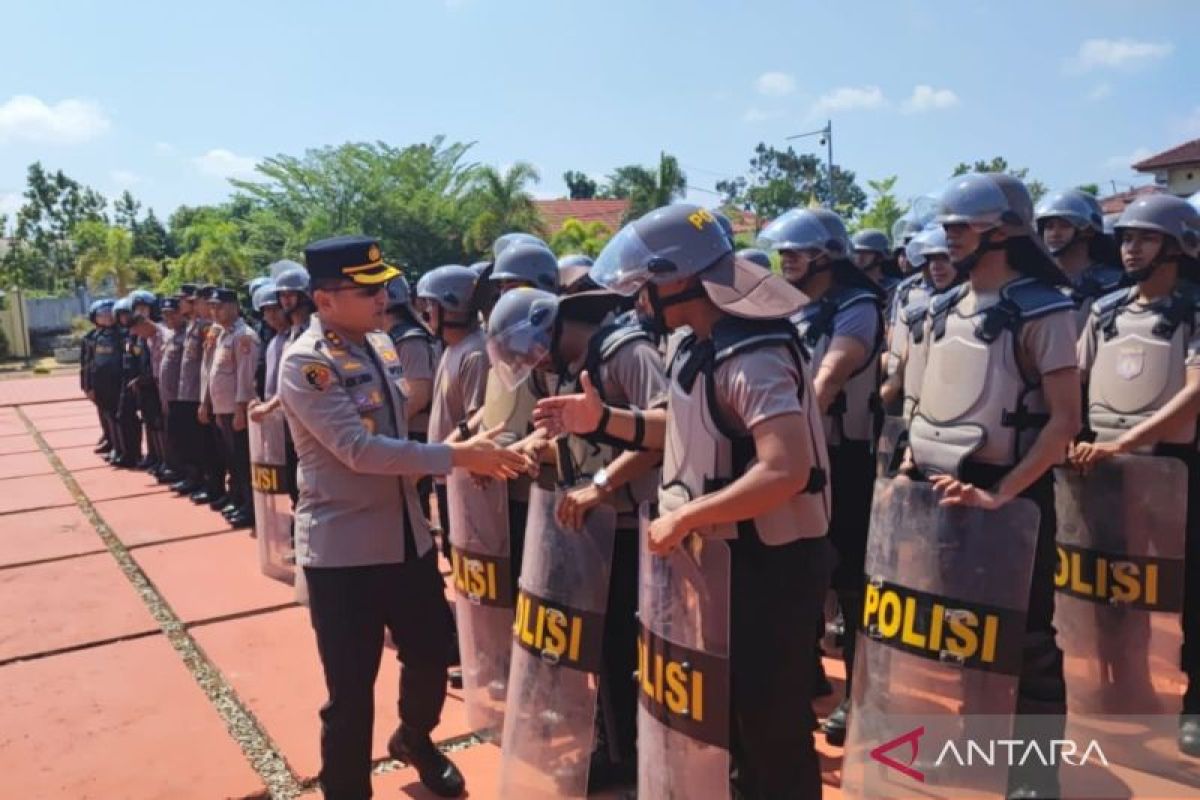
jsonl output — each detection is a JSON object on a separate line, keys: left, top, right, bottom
{"left": 387, "top": 728, "right": 465, "bottom": 798}
{"left": 1181, "top": 716, "right": 1200, "bottom": 758}
{"left": 822, "top": 698, "right": 849, "bottom": 746}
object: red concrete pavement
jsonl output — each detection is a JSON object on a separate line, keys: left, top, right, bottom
{"left": 0, "top": 374, "right": 86, "bottom": 407}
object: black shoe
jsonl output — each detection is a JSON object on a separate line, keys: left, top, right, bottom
{"left": 115, "top": 458, "right": 138, "bottom": 469}
{"left": 171, "top": 479, "right": 199, "bottom": 494}
{"left": 1181, "top": 716, "right": 1200, "bottom": 757}
{"left": 227, "top": 511, "right": 254, "bottom": 529}
{"left": 156, "top": 470, "right": 180, "bottom": 485}
{"left": 1006, "top": 782, "right": 1059, "bottom": 799}
{"left": 93, "top": 442, "right": 110, "bottom": 454}
{"left": 585, "top": 750, "right": 636, "bottom": 793}
{"left": 448, "top": 667, "right": 463, "bottom": 690}
{"left": 220, "top": 502, "right": 239, "bottom": 516}
{"left": 387, "top": 728, "right": 465, "bottom": 798}
{"left": 813, "top": 658, "right": 833, "bottom": 698}
{"left": 207, "top": 495, "right": 229, "bottom": 511}
{"left": 136, "top": 456, "right": 155, "bottom": 470}
{"left": 822, "top": 698, "right": 849, "bottom": 747}
{"left": 190, "top": 490, "right": 212, "bottom": 504}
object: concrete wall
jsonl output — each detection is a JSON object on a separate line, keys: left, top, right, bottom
{"left": 1167, "top": 167, "right": 1200, "bottom": 197}
{"left": 24, "top": 290, "right": 92, "bottom": 333}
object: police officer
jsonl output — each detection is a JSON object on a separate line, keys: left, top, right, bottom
{"left": 278, "top": 234, "right": 528, "bottom": 800}
{"left": 535, "top": 203, "right": 834, "bottom": 798}
{"left": 758, "top": 206, "right": 886, "bottom": 745}
{"left": 384, "top": 276, "right": 440, "bottom": 441}
{"left": 1070, "top": 194, "right": 1200, "bottom": 755}
{"left": 911, "top": 173, "right": 1080, "bottom": 797}
{"left": 246, "top": 275, "right": 275, "bottom": 399}
{"left": 127, "top": 306, "right": 166, "bottom": 477}
{"left": 250, "top": 282, "right": 289, "bottom": 403}
{"left": 1035, "top": 188, "right": 1126, "bottom": 334}
{"left": 270, "top": 264, "right": 316, "bottom": 509}
{"left": 486, "top": 285, "right": 666, "bottom": 789}
{"left": 87, "top": 299, "right": 123, "bottom": 461}
{"left": 81, "top": 300, "right": 110, "bottom": 454}
{"left": 111, "top": 295, "right": 144, "bottom": 468}
{"left": 203, "top": 287, "right": 260, "bottom": 528}
{"left": 557, "top": 253, "right": 595, "bottom": 294}
{"left": 171, "top": 284, "right": 211, "bottom": 498}
{"left": 156, "top": 296, "right": 188, "bottom": 484}
{"left": 192, "top": 286, "right": 229, "bottom": 508}
{"left": 418, "top": 265, "right": 490, "bottom": 553}
{"left": 735, "top": 247, "right": 772, "bottom": 269}
{"left": 852, "top": 228, "right": 904, "bottom": 300}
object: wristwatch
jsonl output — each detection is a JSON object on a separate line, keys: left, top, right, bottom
{"left": 592, "top": 468, "right": 612, "bottom": 495}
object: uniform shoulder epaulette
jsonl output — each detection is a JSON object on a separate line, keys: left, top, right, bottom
{"left": 713, "top": 317, "right": 798, "bottom": 364}
{"left": 1000, "top": 277, "right": 1076, "bottom": 321}
{"left": 365, "top": 330, "right": 394, "bottom": 352}
{"left": 1093, "top": 285, "right": 1137, "bottom": 316}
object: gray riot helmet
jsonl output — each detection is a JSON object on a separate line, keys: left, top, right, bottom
{"left": 905, "top": 226, "right": 951, "bottom": 269}
{"left": 557, "top": 254, "right": 595, "bottom": 293}
{"left": 274, "top": 265, "right": 311, "bottom": 295}
{"left": 417, "top": 265, "right": 479, "bottom": 315}
{"left": 490, "top": 242, "right": 560, "bottom": 292}
{"left": 269, "top": 259, "right": 305, "bottom": 279}
{"left": 385, "top": 275, "right": 413, "bottom": 310}
{"left": 468, "top": 261, "right": 492, "bottom": 278}
{"left": 852, "top": 229, "right": 891, "bottom": 258}
{"left": 591, "top": 203, "right": 806, "bottom": 320}
{"left": 246, "top": 275, "right": 272, "bottom": 297}
{"left": 129, "top": 289, "right": 157, "bottom": 312}
{"left": 1114, "top": 195, "right": 1200, "bottom": 279}
{"left": 493, "top": 232, "right": 548, "bottom": 259}
{"left": 735, "top": 248, "right": 772, "bottom": 269}
{"left": 252, "top": 283, "right": 280, "bottom": 313}
{"left": 1035, "top": 189, "right": 1104, "bottom": 234}
{"left": 485, "top": 288, "right": 560, "bottom": 389}
{"left": 936, "top": 172, "right": 1035, "bottom": 235}
{"left": 113, "top": 296, "right": 133, "bottom": 317}
{"left": 757, "top": 207, "right": 851, "bottom": 259}
{"left": 93, "top": 298, "right": 115, "bottom": 322}
{"left": 713, "top": 210, "right": 736, "bottom": 244}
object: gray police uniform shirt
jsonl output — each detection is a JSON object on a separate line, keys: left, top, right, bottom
{"left": 279, "top": 315, "right": 453, "bottom": 568}
{"left": 199, "top": 322, "right": 222, "bottom": 408}
{"left": 428, "top": 327, "right": 489, "bottom": 444}
{"left": 395, "top": 337, "right": 438, "bottom": 435}
{"left": 177, "top": 318, "right": 209, "bottom": 403}
{"left": 206, "top": 319, "right": 260, "bottom": 415}
{"left": 263, "top": 332, "right": 288, "bottom": 399}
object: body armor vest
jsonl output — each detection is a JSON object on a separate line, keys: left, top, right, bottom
{"left": 895, "top": 276, "right": 935, "bottom": 422}
{"left": 910, "top": 277, "right": 1074, "bottom": 476}
{"left": 792, "top": 285, "right": 883, "bottom": 446}
{"left": 1065, "top": 262, "right": 1126, "bottom": 336}
{"left": 1088, "top": 285, "right": 1198, "bottom": 447}
{"left": 661, "top": 317, "right": 830, "bottom": 545}
{"left": 388, "top": 320, "right": 439, "bottom": 435}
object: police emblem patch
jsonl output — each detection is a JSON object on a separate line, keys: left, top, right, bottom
{"left": 302, "top": 363, "right": 334, "bottom": 391}
{"left": 1116, "top": 346, "right": 1144, "bottom": 380}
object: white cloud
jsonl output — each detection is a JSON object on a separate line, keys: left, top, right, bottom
{"left": 110, "top": 169, "right": 142, "bottom": 187}
{"left": 0, "top": 94, "right": 111, "bottom": 145}
{"left": 1103, "top": 147, "right": 1154, "bottom": 171}
{"left": 193, "top": 148, "right": 258, "bottom": 180}
{"left": 754, "top": 71, "right": 796, "bottom": 97}
{"left": 811, "top": 85, "right": 886, "bottom": 115}
{"left": 1067, "top": 38, "right": 1173, "bottom": 73}
{"left": 0, "top": 192, "right": 22, "bottom": 215}
{"left": 1170, "top": 106, "right": 1200, "bottom": 140}
{"left": 154, "top": 141, "right": 175, "bottom": 155}
{"left": 742, "top": 106, "right": 779, "bottom": 123}
{"left": 1087, "top": 83, "right": 1112, "bottom": 101}
{"left": 902, "top": 85, "right": 959, "bottom": 113}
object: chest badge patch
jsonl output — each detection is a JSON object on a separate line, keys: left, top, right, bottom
{"left": 302, "top": 363, "right": 334, "bottom": 391}
{"left": 1116, "top": 346, "right": 1144, "bottom": 381}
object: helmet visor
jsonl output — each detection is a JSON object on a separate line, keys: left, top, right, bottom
{"left": 591, "top": 224, "right": 660, "bottom": 296}
{"left": 485, "top": 318, "right": 553, "bottom": 390}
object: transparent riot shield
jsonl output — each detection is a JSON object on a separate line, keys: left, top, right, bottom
{"left": 447, "top": 466, "right": 513, "bottom": 738}
{"left": 637, "top": 506, "right": 732, "bottom": 799}
{"left": 875, "top": 415, "right": 908, "bottom": 477}
{"left": 1054, "top": 454, "right": 1191, "bottom": 782}
{"left": 497, "top": 485, "right": 617, "bottom": 798}
{"left": 843, "top": 477, "right": 1040, "bottom": 799}
{"left": 249, "top": 411, "right": 294, "bottom": 585}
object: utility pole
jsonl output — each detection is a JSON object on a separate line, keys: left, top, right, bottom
{"left": 787, "top": 120, "right": 835, "bottom": 208}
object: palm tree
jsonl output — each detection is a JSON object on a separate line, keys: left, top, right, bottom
{"left": 76, "top": 221, "right": 158, "bottom": 295}
{"left": 607, "top": 152, "right": 687, "bottom": 222}
{"left": 464, "top": 162, "right": 546, "bottom": 255}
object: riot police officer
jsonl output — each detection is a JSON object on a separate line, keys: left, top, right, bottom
{"left": 87, "top": 299, "right": 123, "bottom": 461}
{"left": 194, "top": 286, "right": 229, "bottom": 509}
{"left": 1070, "top": 194, "right": 1200, "bottom": 755}
{"left": 81, "top": 300, "right": 109, "bottom": 453}
{"left": 535, "top": 203, "right": 834, "bottom": 799}
{"left": 1035, "top": 188, "right": 1126, "bottom": 334}
{"left": 758, "top": 206, "right": 886, "bottom": 745}
{"left": 113, "top": 295, "right": 142, "bottom": 468}
{"left": 557, "top": 254, "right": 595, "bottom": 294}
{"left": 156, "top": 296, "right": 188, "bottom": 484}
{"left": 278, "top": 234, "right": 527, "bottom": 800}
{"left": 852, "top": 228, "right": 903, "bottom": 300}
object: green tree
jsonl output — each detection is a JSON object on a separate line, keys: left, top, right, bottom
{"left": 856, "top": 176, "right": 906, "bottom": 239}
{"left": 112, "top": 190, "right": 141, "bottom": 231}
{"left": 1, "top": 162, "right": 107, "bottom": 291}
{"left": 462, "top": 161, "right": 546, "bottom": 254}
{"left": 75, "top": 221, "right": 160, "bottom": 295}
{"left": 950, "top": 157, "right": 1048, "bottom": 204}
{"left": 1077, "top": 183, "right": 1101, "bottom": 196}
{"left": 133, "top": 209, "right": 175, "bottom": 261}
{"left": 548, "top": 218, "right": 614, "bottom": 257}
{"left": 602, "top": 152, "right": 687, "bottom": 221}
{"left": 172, "top": 216, "right": 251, "bottom": 285}
{"left": 563, "top": 170, "right": 597, "bottom": 200}
{"left": 717, "top": 143, "right": 866, "bottom": 228}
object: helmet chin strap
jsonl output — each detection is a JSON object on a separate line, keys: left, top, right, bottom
{"left": 1129, "top": 246, "right": 1175, "bottom": 284}
{"left": 788, "top": 254, "right": 832, "bottom": 289}
{"left": 952, "top": 230, "right": 1005, "bottom": 275}
{"left": 1048, "top": 229, "right": 1079, "bottom": 258}
{"left": 646, "top": 281, "right": 707, "bottom": 330}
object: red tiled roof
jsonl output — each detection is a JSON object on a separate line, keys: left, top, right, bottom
{"left": 535, "top": 199, "right": 629, "bottom": 234}
{"left": 1098, "top": 185, "right": 1164, "bottom": 214}
{"left": 1132, "top": 139, "right": 1200, "bottom": 172}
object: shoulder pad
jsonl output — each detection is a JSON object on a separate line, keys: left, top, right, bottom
{"left": 389, "top": 321, "right": 431, "bottom": 343}
{"left": 929, "top": 283, "right": 967, "bottom": 317}
{"left": 1083, "top": 263, "right": 1126, "bottom": 294}
{"left": 1093, "top": 285, "right": 1137, "bottom": 316}
{"left": 365, "top": 331, "right": 394, "bottom": 352}
{"left": 712, "top": 317, "right": 799, "bottom": 364}
{"left": 1000, "top": 277, "right": 1075, "bottom": 320}
{"left": 828, "top": 284, "right": 882, "bottom": 312}
{"left": 596, "top": 321, "right": 653, "bottom": 361}
{"left": 901, "top": 296, "right": 931, "bottom": 327}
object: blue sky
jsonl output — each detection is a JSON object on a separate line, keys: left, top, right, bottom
{"left": 1, "top": 0, "right": 1196, "bottom": 222}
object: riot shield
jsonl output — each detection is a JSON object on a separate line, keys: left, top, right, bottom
{"left": 843, "top": 478, "right": 1040, "bottom": 799}
{"left": 447, "top": 466, "right": 514, "bottom": 737}
{"left": 249, "top": 411, "right": 294, "bottom": 585}
{"left": 875, "top": 415, "right": 907, "bottom": 477}
{"left": 637, "top": 506, "right": 732, "bottom": 800}
{"left": 1053, "top": 455, "right": 1189, "bottom": 778}
{"left": 497, "top": 485, "right": 617, "bottom": 799}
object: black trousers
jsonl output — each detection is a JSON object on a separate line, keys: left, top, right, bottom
{"left": 435, "top": 483, "right": 450, "bottom": 559}
{"left": 138, "top": 383, "right": 164, "bottom": 464}
{"left": 826, "top": 441, "right": 874, "bottom": 696}
{"left": 215, "top": 413, "right": 251, "bottom": 514}
{"left": 305, "top": 551, "right": 455, "bottom": 800}
{"left": 115, "top": 384, "right": 142, "bottom": 463}
{"left": 599, "top": 526, "right": 639, "bottom": 763}
{"left": 1157, "top": 446, "right": 1200, "bottom": 713}
{"left": 172, "top": 400, "right": 202, "bottom": 482}
{"left": 200, "top": 416, "right": 227, "bottom": 497}
{"left": 164, "top": 401, "right": 189, "bottom": 474}
{"left": 730, "top": 534, "right": 833, "bottom": 800}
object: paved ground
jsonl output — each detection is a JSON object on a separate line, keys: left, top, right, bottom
{"left": 2, "top": 376, "right": 1196, "bottom": 798}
